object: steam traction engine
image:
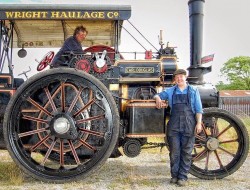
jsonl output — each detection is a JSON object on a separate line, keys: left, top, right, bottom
{"left": 0, "top": 0, "right": 249, "bottom": 183}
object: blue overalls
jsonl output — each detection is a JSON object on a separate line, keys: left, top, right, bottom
{"left": 167, "top": 86, "right": 196, "bottom": 180}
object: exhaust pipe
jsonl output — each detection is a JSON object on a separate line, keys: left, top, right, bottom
{"left": 188, "top": 0, "right": 210, "bottom": 84}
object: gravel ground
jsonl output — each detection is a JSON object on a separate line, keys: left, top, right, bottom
{"left": 0, "top": 148, "right": 249, "bottom": 190}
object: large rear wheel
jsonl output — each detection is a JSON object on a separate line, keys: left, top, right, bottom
{"left": 190, "top": 107, "right": 249, "bottom": 179}
{"left": 3, "top": 68, "right": 119, "bottom": 183}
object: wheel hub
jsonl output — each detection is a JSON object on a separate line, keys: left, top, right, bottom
{"left": 206, "top": 137, "right": 219, "bottom": 151}
{"left": 53, "top": 117, "right": 70, "bottom": 134}
{"left": 123, "top": 139, "right": 141, "bottom": 158}
{"left": 75, "top": 59, "right": 91, "bottom": 73}
{"left": 50, "top": 113, "right": 78, "bottom": 140}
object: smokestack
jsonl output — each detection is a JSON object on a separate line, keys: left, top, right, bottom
{"left": 188, "top": 0, "right": 210, "bottom": 83}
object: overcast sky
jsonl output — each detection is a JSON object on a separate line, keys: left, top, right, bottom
{"left": 1, "top": 0, "right": 249, "bottom": 85}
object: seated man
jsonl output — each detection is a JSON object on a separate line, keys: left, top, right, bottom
{"left": 51, "top": 25, "right": 88, "bottom": 68}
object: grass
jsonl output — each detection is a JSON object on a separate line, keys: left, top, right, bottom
{"left": 0, "top": 162, "right": 24, "bottom": 185}
{"left": 241, "top": 117, "right": 250, "bottom": 135}
{"left": 104, "top": 160, "right": 164, "bottom": 189}
{"left": 237, "top": 117, "right": 250, "bottom": 153}
{"left": 0, "top": 147, "right": 248, "bottom": 189}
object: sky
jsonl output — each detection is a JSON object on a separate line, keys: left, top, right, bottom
{"left": 1, "top": 0, "right": 250, "bottom": 85}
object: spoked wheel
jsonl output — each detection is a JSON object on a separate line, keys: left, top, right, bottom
{"left": 37, "top": 51, "right": 54, "bottom": 71}
{"left": 3, "top": 68, "right": 119, "bottom": 183}
{"left": 190, "top": 107, "right": 249, "bottom": 179}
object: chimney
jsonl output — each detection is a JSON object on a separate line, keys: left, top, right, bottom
{"left": 188, "top": 0, "right": 210, "bottom": 83}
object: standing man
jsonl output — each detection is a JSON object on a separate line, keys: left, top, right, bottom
{"left": 154, "top": 69, "right": 203, "bottom": 186}
{"left": 51, "top": 25, "right": 88, "bottom": 68}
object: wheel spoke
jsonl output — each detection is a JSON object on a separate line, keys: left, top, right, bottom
{"left": 216, "top": 124, "right": 232, "bottom": 138}
{"left": 94, "top": 101, "right": 105, "bottom": 112}
{"left": 30, "top": 134, "right": 50, "bottom": 152}
{"left": 205, "top": 151, "right": 210, "bottom": 171}
{"left": 22, "top": 115, "right": 48, "bottom": 124}
{"left": 61, "top": 82, "right": 65, "bottom": 112}
{"left": 27, "top": 97, "right": 52, "bottom": 117}
{"left": 60, "top": 140, "right": 64, "bottom": 167}
{"left": 41, "top": 139, "right": 57, "bottom": 166}
{"left": 51, "top": 85, "right": 62, "bottom": 99}
{"left": 67, "top": 87, "right": 84, "bottom": 113}
{"left": 21, "top": 109, "right": 40, "bottom": 113}
{"left": 214, "top": 150, "right": 224, "bottom": 169}
{"left": 18, "top": 128, "right": 48, "bottom": 138}
{"left": 193, "top": 148, "right": 208, "bottom": 161}
{"left": 89, "top": 88, "right": 93, "bottom": 100}
{"left": 73, "top": 98, "right": 96, "bottom": 117}
{"left": 79, "top": 128, "right": 104, "bottom": 137}
{"left": 201, "top": 123, "right": 208, "bottom": 137}
{"left": 218, "top": 146, "right": 236, "bottom": 157}
{"left": 195, "top": 134, "right": 206, "bottom": 142}
{"left": 76, "top": 114, "right": 105, "bottom": 124}
{"left": 79, "top": 139, "right": 97, "bottom": 151}
{"left": 211, "top": 119, "right": 218, "bottom": 137}
{"left": 193, "top": 147, "right": 198, "bottom": 156}
{"left": 194, "top": 143, "right": 203, "bottom": 148}
{"left": 68, "top": 140, "right": 81, "bottom": 165}
{"left": 39, "top": 85, "right": 61, "bottom": 113}
{"left": 220, "top": 139, "right": 239, "bottom": 144}
{"left": 44, "top": 87, "right": 57, "bottom": 113}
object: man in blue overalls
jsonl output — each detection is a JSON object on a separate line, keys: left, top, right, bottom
{"left": 154, "top": 69, "right": 203, "bottom": 186}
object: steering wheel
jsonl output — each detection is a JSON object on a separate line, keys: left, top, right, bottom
{"left": 37, "top": 51, "right": 55, "bottom": 71}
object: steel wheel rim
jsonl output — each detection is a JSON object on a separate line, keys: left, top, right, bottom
{"left": 5, "top": 69, "right": 118, "bottom": 181}
{"left": 191, "top": 110, "right": 247, "bottom": 178}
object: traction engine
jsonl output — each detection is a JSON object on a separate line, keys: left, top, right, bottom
{"left": 0, "top": 0, "right": 248, "bottom": 183}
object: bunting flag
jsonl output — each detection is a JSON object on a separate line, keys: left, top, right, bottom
{"left": 201, "top": 54, "right": 214, "bottom": 64}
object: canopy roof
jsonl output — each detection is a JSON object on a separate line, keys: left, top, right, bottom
{"left": 0, "top": 4, "right": 131, "bottom": 48}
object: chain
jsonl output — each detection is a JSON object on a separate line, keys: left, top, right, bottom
{"left": 141, "top": 142, "right": 167, "bottom": 152}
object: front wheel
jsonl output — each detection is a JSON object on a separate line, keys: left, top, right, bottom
{"left": 190, "top": 107, "right": 249, "bottom": 179}
{"left": 3, "top": 68, "right": 119, "bottom": 183}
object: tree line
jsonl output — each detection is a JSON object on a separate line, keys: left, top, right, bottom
{"left": 216, "top": 56, "right": 250, "bottom": 90}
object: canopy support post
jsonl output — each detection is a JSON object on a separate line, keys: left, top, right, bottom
{"left": 0, "top": 20, "right": 14, "bottom": 87}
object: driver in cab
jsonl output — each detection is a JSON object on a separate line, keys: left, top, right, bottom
{"left": 51, "top": 25, "right": 88, "bottom": 68}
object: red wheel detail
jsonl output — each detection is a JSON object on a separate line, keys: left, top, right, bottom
{"left": 37, "top": 51, "right": 55, "bottom": 71}
{"left": 83, "top": 45, "right": 123, "bottom": 64}
{"left": 75, "top": 59, "right": 91, "bottom": 73}
{"left": 93, "top": 61, "right": 108, "bottom": 73}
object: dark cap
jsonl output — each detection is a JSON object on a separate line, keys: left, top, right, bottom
{"left": 173, "top": 69, "right": 187, "bottom": 77}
